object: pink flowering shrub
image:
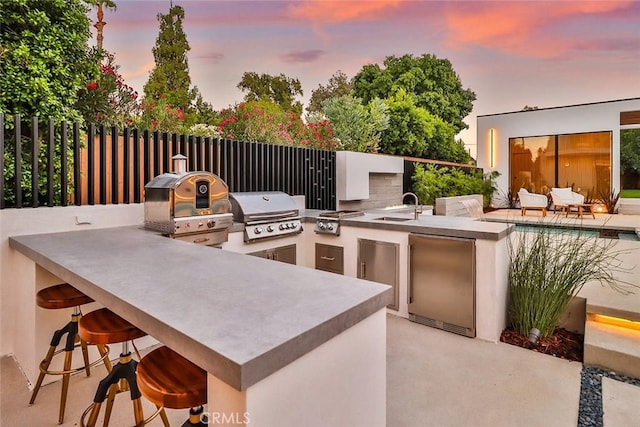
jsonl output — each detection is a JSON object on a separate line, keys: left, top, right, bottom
{"left": 137, "top": 96, "right": 188, "bottom": 133}
{"left": 76, "top": 51, "right": 140, "bottom": 128}
{"left": 217, "top": 101, "right": 336, "bottom": 150}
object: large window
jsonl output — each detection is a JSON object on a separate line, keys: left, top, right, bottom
{"left": 509, "top": 131, "right": 611, "bottom": 197}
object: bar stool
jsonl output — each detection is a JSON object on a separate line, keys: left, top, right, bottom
{"left": 29, "top": 283, "right": 111, "bottom": 424}
{"left": 78, "top": 307, "right": 162, "bottom": 427}
{"left": 137, "top": 346, "right": 207, "bottom": 426}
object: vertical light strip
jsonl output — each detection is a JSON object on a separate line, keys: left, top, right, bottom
{"left": 490, "top": 128, "right": 495, "bottom": 168}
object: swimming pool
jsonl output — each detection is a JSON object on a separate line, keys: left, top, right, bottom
{"left": 514, "top": 224, "right": 640, "bottom": 241}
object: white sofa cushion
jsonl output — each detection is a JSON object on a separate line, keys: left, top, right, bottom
{"left": 518, "top": 188, "right": 547, "bottom": 208}
{"left": 552, "top": 187, "right": 573, "bottom": 201}
{"left": 551, "top": 187, "right": 584, "bottom": 206}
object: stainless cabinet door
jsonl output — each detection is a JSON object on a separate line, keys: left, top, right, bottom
{"left": 357, "top": 239, "right": 399, "bottom": 310}
{"left": 273, "top": 244, "right": 296, "bottom": 265}
{"left": 408, "top": 234, "right": 475, "bottom": 329}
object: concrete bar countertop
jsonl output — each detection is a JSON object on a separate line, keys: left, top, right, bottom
{"left": 9, "top": 226, "right": 392, "bottom": 391}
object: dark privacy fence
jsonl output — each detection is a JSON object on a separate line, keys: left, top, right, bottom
{"left": 0, "top": 113, "right": 336, "bottom": 210}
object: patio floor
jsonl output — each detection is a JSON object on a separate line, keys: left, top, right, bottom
{"left": 3, "top": 314, "right": 639, "bottom": 426}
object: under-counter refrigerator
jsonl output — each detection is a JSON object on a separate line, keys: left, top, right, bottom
{"left": 408, "top": 234, "right": 475, "bottom": 337}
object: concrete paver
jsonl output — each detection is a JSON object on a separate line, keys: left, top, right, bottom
{"left": 387, "top": 315, "right": 582, "bottom": 427}
{"left": 602, "top": 377, "right": 640, "bottom": 427}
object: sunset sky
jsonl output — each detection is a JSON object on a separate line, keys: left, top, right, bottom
{"left": 90, "top": 0, "right": 640, "bottom": 156}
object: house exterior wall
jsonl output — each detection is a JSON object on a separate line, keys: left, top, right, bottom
{"left": 477, "top": 98, "right": 640, "bottom": 205}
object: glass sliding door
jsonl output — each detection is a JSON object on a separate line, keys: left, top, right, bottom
{"left": 558, "top": 131, "right": 611, "bottom": 197}
{"left": 509, "top": 131, "right": 611, "bottom": 197}
{"left": 509, "top": 136, "right": 555, "bottom": 195}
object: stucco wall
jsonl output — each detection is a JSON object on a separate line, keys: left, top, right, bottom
{"left": 477, "top": 98, "right": 640, "bottom": 205}
{"left": 0, "top": 204, "right": 144, "bottom": 361}
{"left": 336, "top": 151, "right": 404, "bottom": 209}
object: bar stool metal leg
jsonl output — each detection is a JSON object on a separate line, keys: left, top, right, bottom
{"left": 83, "top": 341, "right": 144, "bottom": 427}
{"left": 29, "top": 306, "right": 110, "bottom": 424}
{"left": 183, "top": 406, "right": 207, "bottom": 426}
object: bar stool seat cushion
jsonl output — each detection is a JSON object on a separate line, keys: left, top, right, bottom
{"left": 79, "top": 308, "right": 146, "bottom": 345}
{"left": 36, "top": 283, "right": 94, "bottom": 309}
{"left": 137, "top": 346, "right": 207, "bottom": 410}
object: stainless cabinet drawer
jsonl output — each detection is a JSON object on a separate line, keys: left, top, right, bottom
{"left": 315, "top": 243, "right": 344, "bottom": 274}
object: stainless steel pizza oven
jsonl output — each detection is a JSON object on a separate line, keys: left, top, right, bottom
{"left": 144, "top": 155, "right": 233, "bottom": 246}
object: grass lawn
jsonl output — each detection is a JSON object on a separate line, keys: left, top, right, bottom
{"left": 620, "top": 189, "right": 640, "bottom": 198}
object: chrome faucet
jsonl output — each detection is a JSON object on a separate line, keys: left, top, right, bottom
{"left": 402, "top": 192, "right": 422, "bottom": 220}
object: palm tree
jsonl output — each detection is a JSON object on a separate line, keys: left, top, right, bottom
{"left": 85, "top": 0, "right": 117, "bottom": 48}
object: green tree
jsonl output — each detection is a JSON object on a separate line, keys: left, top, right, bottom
{"left": 1, "top": 0, "right": 97, "bottom": 206}
{"left": 143, "top": 4, "right": 194, "bottom": 111}
{"left": 0, "top": 0, "right": 98, "bottom": 120}
{"left": 237, "top": 72, "right": 303, "bottom": 115}
{"left": 307, "top": 70, "right": 353, "bottom": 115}
{"left": 451, "top": 138, "right": 473, "bottom": 164}
{"left": 191, "top": 92, "right": 219, "bottom": 125}
{"left": 381, "top": 90, "right": 459, "bottom": 161}
{"left": 621, "top": 128, "right": 640, "bottom": 174}
{"left": 353, "top": 53, "right": 476, "bottom": 134}
{"left": 321, "top": 95, "right": 388, "bottom": 153}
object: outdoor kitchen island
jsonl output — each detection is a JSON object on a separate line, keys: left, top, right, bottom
{"left": 9, "top": 226, "right": 393, "bottom": 427}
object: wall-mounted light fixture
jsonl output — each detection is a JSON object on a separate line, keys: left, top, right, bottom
{"left": 489, "top": 128, "right": 495, "bottom": 168}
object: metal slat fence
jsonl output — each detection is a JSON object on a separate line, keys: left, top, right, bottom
{"left": 0, "top": 113, "right": 336, "bottom": 210}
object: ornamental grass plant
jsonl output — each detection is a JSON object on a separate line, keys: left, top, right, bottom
{"left": 508, "top": 223, "right": 633, "bottom": 338}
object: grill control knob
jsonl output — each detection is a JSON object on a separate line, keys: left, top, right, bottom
{"left": 318, "top": 222, "right": 325, "bottom": 230}
{"left": 279, "top": 224, "right": 286, "bottom": 230}
{"left": 266, "top": 225, "right": 274, "bottom": 232}
{"left": 290, "top": 222, "right": 297, "bottom": 229}
{"left": 254, "top": 227, "right": 263, "bottom": 234}
{"left": 327, "top": 224, "right": 334, "bottom": 231}
{"left": 207, "top": 219, "right": 216, "bottom": 229}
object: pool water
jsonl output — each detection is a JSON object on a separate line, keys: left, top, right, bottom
{"left": 515, "top": 224, "right": 640, "bottom": 241}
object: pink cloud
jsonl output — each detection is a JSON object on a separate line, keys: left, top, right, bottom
{"left": 280, "top": 49, "right": 326, "bottom": 63}
{"left": 443, "top": 1, "right": 636, "bottom": 58}
{"left": 288, "top": 0, "right": 403, "bottom": 24}
{"left": 122, "top": 61, "right": 155, "bottom": 81}
{"left": 287, "top": 0, "right": 403, "bottom": 41}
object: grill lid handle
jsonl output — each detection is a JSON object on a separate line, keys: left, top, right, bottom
{"left": 246, "top": 211, "right": 299, "bottom": 222}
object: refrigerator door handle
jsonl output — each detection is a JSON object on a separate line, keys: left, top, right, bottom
{"left": 408, "top": 246, "right": 413, "bottom": 304}
{"left": 360, "top": 262, "right": 366, "bottom": 278}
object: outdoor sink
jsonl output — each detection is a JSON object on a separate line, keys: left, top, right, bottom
{"left": 374, "top": 216, "right": 412, "bottom": 222}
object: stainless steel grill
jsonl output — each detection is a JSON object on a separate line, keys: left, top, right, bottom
{"left": 229, "top": 192, "right": 303, "bottom": 242}
{"left": 144, "top": 157, "right": 233, "bottom": 246}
